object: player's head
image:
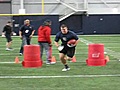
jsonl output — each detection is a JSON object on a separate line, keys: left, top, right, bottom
{"left": 24, "top": 19, "right": 30, "bottom": 25}
{"left": 7, "top": 21, "right": 12, "bottom": 26}
{"left": 60, "top": 24, "right": 68, "bottom": 34}
{"left": 43, "top": 20, "right": 52, "bottom": 26}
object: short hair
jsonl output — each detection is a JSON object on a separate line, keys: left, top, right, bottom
{"left": 25, "top": 19, "right": 30, "bottom": 22}
{"left": 7, "top": 21, "right": 11, "bottom": 23}
{"left": 43, "top": 20, "right": 52, "bottom": 26}
{"left": 61, "top": 24, "right": 67, "bottom": 28}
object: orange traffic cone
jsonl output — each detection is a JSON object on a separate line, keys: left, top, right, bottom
{"left": 105, "top": 55, "right": 110, "bottom": 62}
{"left": 71, "top": 56, "right": 76, "bottom": 62}
{"left": 15, "top": 56, "right": 20, "bottom": 64}
{"left": 51, "top": 56, "right": 56, "bottom": 64}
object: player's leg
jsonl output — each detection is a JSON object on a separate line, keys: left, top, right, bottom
{"left": 5, "top": 34, "right": 13, "bottom": 50}
{"left": 67, "top": 47, "right": 75, "bottom": 61}
{"left": 42, "top": 43, "right": 51, "bottom": 64}
{"left": 59, "top": 53, "right": 70, "bottom": 71}
{"left": 19, "top": 37, "right": 27, "bottom": 55}
{"left": 8, "top": 35, "right": 13, "bottom": 49}
{"left": 38, "top": 42, "right": 44, "bottom": 60}
{"left": 27, "top": 38, "right": 31, "bottom": 45}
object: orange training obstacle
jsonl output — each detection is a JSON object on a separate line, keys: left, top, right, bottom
{"left": 22, "top": 45, "right": 42, "bottom": 68}
{"left": 86, "top": 44, "right": 107, "bottom": 66}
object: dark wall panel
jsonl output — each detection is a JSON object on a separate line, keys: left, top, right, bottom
{"left": 60, "top": 15, "right": 83, "bottom": 34}
{"left": 82, "top": 14, "right": 120, "bottom": 34}
{"left": 13, "top": 15, "right": 59, "bottom": 35}
{"left": 13, "top": 14, "right": 120, "bottom": 35}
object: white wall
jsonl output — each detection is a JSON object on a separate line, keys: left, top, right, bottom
{"left": 11, "top": 0, "right": 120, "bottom": 15}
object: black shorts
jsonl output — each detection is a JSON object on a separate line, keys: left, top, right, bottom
{"left": 5, "top": 34, "right": 12, "bottom": 42}
{"left": 59, "top": 45, "right": 75, "bottom": 58}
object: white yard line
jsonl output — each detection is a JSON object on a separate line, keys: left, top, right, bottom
{"left": 0, "top": 74, "right": 120, "bottom": 78}
{"left": 80, "top": 38, "right": 120, "bottom": 60}
{"left": 0, "top": 59, "right": 118, "bottom": 64}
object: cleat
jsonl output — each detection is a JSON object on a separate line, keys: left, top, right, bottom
{"left": 46, "top": 62, "right": 51, "bottom": 65}
{"left": 19, "top": 53, "right": 23, "bottom": 56}
{"left": 6, "top": 48, "right": 13, "bottom": 51}
{"left": 62, "top": 68, "right": 70, "bottom": 71}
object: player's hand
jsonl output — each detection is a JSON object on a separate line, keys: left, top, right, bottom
{"left": 1, "top": 33, "right": 5, "bottom": 37}
{"left": 29, "top": 35, "right": 33, "bottom": 38}
{"left": 20, "top": 36, "right": 23, "bottom": 39}
{"left": 49, "top": 43, "right": 52, "bottom": 47}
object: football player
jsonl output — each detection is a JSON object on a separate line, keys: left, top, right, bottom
{"left": 2, "top": 21, "right": 13, "bottom": 51}
{"left": 54, "top": 24, "right": 79, "bottom": 71}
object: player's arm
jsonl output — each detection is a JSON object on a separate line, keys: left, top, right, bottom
{"left": 19, "top": 30, "right": 22, "bottom": 39}
{"left": 19, "top": 25, "right": 24, "bottom": 39}
{"left": 54, "top": 33, "right": 60, "bottom": 47}
{"left": 2, "top": 26, "right": 6, "bottom": 37}
{"left": 2, "top": 26, "right": 6, "bottom": 34}
{"left": 74, "top": 39, "right": 80, "bottom": 46}
{"left": 54, "top": 41, "right": 59, "bottom": 47}
{"left": 30, "top": 30, "right": 35, "bottom": 38}
{"left": 73, "top": 32, "right": 80, "bottom": 46}
{"left": 30, "top": 26, "right": 35, "bottom": 38}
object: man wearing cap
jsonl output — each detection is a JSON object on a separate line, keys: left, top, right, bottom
{"left": 19, "top": 19, "right": 35, "bottom": 55}
{"left": 38, "top": 20, "right": 52, "bottom": 64}
{"left": 2, "top": 21, "right": 13, "bottom": 51}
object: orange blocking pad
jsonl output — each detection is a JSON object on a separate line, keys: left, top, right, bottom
{"left": 86, "top": 44, "right": 107, "bottom": 66}
{"left": 22, "top": 45, "right": 42, "bottom": 68}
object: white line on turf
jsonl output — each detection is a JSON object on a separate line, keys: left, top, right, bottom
{"left": 0, "top": 74, "right": 120, "bottom": 78}
{"left": 0, "top": 59, "right": 119, "bottom": 64}
{"left": 80, "top": 38, "right": 120, "bottom": 60}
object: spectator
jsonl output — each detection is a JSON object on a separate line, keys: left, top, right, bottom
{"left": 19, "top": 19, "right": 35, "bottom": 55}
{"left": 38, "top": 20, "right": 52, "bottom": 64}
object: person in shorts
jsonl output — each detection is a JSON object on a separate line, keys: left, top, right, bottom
{"left": 54, "top": 24, "right": 79, "bottom": 71}
{"left": 2, "top": 21, "right": 13, "bottom": 51}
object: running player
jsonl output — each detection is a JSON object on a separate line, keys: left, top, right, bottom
{"left": 2, "top": 21, "right": 13, "bottom": 51}
{"left": 54, "top": 24, "right": 79, "bottom": 71}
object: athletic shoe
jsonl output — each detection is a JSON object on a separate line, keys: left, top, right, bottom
{"left": 62, "top": 68, "right": 70, "bottom": 72}
{"left": 46, "top": 62, "right": 51, "bottom": 65}
{"left": 19, "top": 53, "right": 23, "bottom": 56}
{"left": 46, "top": 62, "right": 56, "bottom": 65}
{"left": 6, "top": 48, "right": 13, "bottom": 51}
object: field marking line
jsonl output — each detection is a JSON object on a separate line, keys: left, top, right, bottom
{"left": 80, "top": 38, "right": 120, "bottom": 60}
{"left": 0, "top": 59, "right": 119, "bottom": 64}
{"left": 0, "top": 74, "right": 120, "bottom": 78}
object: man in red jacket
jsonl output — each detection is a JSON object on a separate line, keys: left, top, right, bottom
{"left": 38, "top": 20, "right": 52, "bottom": 64}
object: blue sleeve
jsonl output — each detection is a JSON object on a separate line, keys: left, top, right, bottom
{"left": 71, "top": 31, "right": 79, "bottom": 40}
{"left": 54, "top": 32, "right": 60, "bottom": 42}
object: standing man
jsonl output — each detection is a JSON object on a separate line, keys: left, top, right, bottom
{"left": 38, "top": 20, "right": 52, "bottom": 64}
{"left": 2, "top": 21, "right": 13, "bottom": 51}
{"left": 19, "top": 19, "right": 35, "bottom": 55}
{"left": 54, "top": 24, "right": 79, "bottom": 71}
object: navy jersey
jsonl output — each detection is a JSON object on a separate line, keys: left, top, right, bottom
{"left": 55, "top": 30, "right": 79, "bottom": 45}
{"left": 20, "top": 25, "right": 34, "bottom": 37}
